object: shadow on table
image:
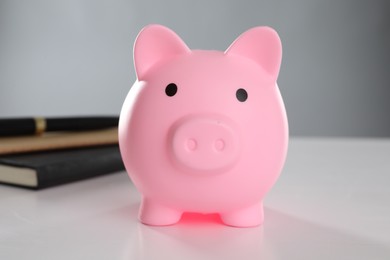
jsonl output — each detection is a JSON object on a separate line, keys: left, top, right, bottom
{"left": 127, "top": 207, "right": 390, "bottom": 260}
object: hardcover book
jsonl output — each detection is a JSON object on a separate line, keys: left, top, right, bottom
{"left": 0, "top": 145, "right": 125, "bottom": 189}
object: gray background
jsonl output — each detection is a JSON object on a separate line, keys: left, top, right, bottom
{"left": 0, "top": 0, "right": 389, "bottom": 137}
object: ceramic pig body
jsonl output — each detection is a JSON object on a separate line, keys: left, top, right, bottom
{"left": 119, "top": 25, "right": 288, "bottom": 227}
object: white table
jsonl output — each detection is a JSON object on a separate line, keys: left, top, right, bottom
{"left": 1, "top": 138, "right": 389, "bottom": 259}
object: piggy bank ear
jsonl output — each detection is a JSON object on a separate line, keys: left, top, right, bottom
{"left": 225, "top": 27, "right": 282, "bottom": 80}
{"left": 133, "top": 24, "right": 190, "bottom": 80}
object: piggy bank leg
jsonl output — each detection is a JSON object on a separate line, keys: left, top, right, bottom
{"left": 220, "top": 202, "right": 264, "bottom": 227}
{"left": 139, "top": 198, "right": 182, "bottom": 226}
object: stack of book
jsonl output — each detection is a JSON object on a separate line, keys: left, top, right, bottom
{"left": 0, "top": 116, "right": 125, "bottom": 189}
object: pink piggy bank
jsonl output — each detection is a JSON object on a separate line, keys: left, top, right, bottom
{"left": 119, "top": 24, "right": 288, "bottom": 227}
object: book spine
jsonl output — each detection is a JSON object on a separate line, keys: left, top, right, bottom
{"left": 35, "top": 150, "right": 125, "bottom": 189}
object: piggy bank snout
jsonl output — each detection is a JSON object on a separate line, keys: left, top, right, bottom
{"left": 170, "top": 116, "right": 241, "bottom": 173}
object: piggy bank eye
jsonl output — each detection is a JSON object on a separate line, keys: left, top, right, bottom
{"left": 165, "top": 83, "right": 178, "bottom": 97}
{"left": 236, "top": 88, "right": 248, "bottom": 102}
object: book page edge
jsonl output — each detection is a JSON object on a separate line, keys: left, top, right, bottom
{"left": 0, "top": 165, "right": 38, "bottom": 187}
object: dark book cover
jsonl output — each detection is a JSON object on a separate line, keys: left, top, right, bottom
{"left": 0, "top": 145, "right": 125, "bottom": 189}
